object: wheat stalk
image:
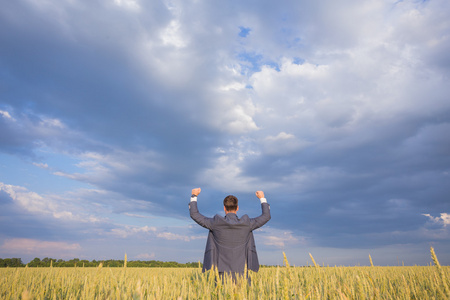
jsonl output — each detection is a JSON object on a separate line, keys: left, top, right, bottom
{"left": 309, "top": 253, "right": 318, "bottom": 268}
{"left": 283, "top": 252, "right": 290, "bottom": 268}
{"left": 430, "top": 246, "right": 450, "bottom": 297}
{"left": 430, "top": 247, "right": 441, "bottom": 268}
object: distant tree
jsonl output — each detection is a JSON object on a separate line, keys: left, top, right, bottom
{"left": 28, "top": 258, "right": 42, "bottom": 267}
{"left": 0, "top": 257, "right": 204, "bottom": 268}
{"left": 11, "top": 258, "right": 23, "bottom": 267}
{"left": 68, "top": 258, "right": 80, "bottom": 267}
{"left": 41, "top": 257, "right": 56, "bottom": 267}
{"left": 0, "top": 258, "right": 23, "bottom": 267}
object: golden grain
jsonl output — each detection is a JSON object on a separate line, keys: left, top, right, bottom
{"left": 1, "top": 250, "right": 449, "bottom": 299}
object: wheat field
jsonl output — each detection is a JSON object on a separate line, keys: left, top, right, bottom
{"left": 1, "top": 248, "right": 449, "bottom": 299}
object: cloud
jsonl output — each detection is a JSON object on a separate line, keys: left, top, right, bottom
{"left": 32, "top": 162, "right": 49, "bottom": 169}
{"left": 109, "top": 224, "right": 203, "bottom": 243}
{"left": 262, "top": 132, "right": 311, "bottom": 155}
{"left": 0, "top": 182, "right": 103, "bottom": 224}
{"left": 114, "top": 0, "right": 141, "bottom": 11}
{"left": 157, "top": 232, "right": 190, "bottom": 242}
{"left": 110, "top": 225, "right": 157, "bottom": 239}
{"left": 135, "top": 252, "right": 156, "bottom": 260}
{"left": 53, "top": 149, "right": 164, "bottom": 189}
{"left": 0, "top": 110, "right": 13, "bottom": 120}
{"left": 423, "top": 213, "right": 450, "bottom": 227}
{"left": 160, "top": 20, "right": 187, "bottom": 48}
{"left": 123, "top": 213, "right": 155, "bottom": 219}
{"left": 257, "top": 227, "right": 304, "bottom": 249}
{"left": 1, "top": 238, "right": 81, "bottom": 257}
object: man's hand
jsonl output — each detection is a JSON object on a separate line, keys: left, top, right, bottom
{"left": 192, "top": 188, "right": 201, "bottom": 196}
{"left": 255, "top": 191, "right": 264, "bottom": 199}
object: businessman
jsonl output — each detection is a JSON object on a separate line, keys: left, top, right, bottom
{"left": 189, "top": 188, "right": 271, "bottom": 279}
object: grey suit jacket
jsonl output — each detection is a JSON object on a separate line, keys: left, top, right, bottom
{"left": 189, "top": 201, "right": 270, "bottom": 273}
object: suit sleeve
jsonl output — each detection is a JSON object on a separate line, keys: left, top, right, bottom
{"left": 249, "top": 202, "right": 271, "bottom": 230}
{"left": 189, "top": 201, "right": 214, "bottom": 230}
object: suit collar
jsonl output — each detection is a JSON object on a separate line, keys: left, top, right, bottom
{"left": 225, "top": 212, "right": 238, "bottom": 219}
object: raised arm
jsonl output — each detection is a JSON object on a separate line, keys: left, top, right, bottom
{"left": 250, "top": 190, "right": 271, "bottom": 230}
{"left": 189, "top": 188, "right": 214, "bottom": 229}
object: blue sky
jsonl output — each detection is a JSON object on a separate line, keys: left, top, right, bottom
{"left": 1, "top": 0, "right": 449, "bottom": 266}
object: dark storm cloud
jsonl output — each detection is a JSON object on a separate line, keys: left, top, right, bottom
{"left": 0, "top": 0, "right": 225, "bottom": 193}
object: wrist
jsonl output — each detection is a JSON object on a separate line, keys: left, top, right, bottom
{"left": 260, "top": 197, "right": 267, "bottom": 203}
{"left": 190, "top": 195, "right": 197, "bottom": 202}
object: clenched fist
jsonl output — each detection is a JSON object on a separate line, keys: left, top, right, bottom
{"left": 192, "top": 188, "right": 201, "bottom": 196}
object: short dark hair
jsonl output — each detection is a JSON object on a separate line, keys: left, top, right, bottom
{"left": 223, "top": 195, "right": 238, "bottom": 212}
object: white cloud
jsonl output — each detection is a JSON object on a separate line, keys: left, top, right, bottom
{"left": 263, "top": 132, "right": 311, "bottom": 155}
{"left": 443, "top": 214, "right": 450, "bottom": 226}
{"left": 39, "top": 118, "right": 65, "bottom": 129}
{"left": 135, "top": 252, "right": 156, "bottom": 260}
{"left": 53, "top": 149, "right": 163, "bottom": 188}
{"left": 0, "top": 182, "right": 103, "bottom": 223}
{"left": 123, "top": 212, "right": 154, "bottom": 219}
{"left": 257, "top": 227, "right": 304, "bottom": 249}
{"left": 199, "top": 154, "right": 256, "bottom": 193}
{"left": 109, "top": 225, "right": 202, "bottom": 242}
{"left": 204, "top": 87, "right": 259, "bottom": 135}
{"left": 219, "top": 82, "right": 246, "bottom": 91}
{"left": 110, "top": 225, "right": 157, "bottom": 238}
{"left": 222, "top": 105, "right": 258, "bottom": 134}
{"left": 1, "top": 238, "right": 81, "bottom": 256}
{"left": 157, "top": 232, "right": 190, "bottom": 242}
{"left": 32, "top": 162, "right": 49, "bottom": 169}
{"left": 250, "top": 62, "right": 330, "bottom": 118}
{"left": 423, "top": 213, "right": 450, "bottom": 227}
{"left": 114, "top": 0, "right": 140, "bottom": 11}
{"left": 160, "top": 20, "right": 187, "bottom": 48}
{"left": 0, "top": 110, "right": 13, "bottom": 120}
{"left": 243, "top": 0, "right": 450, "bottom": 155}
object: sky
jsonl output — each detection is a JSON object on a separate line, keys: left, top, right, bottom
{"left": 1, "top": 0, "right": 449, "bottom": 266}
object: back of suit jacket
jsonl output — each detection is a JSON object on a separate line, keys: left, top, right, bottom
{"left": 189, "top": 201, "right": 270, "bottom": 273}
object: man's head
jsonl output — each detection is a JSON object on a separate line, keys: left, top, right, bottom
{"left": 223, "top": 195, "right": 239, "bottom": 213}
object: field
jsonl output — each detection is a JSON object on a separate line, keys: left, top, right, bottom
{"left": 1, "top": 250, "right": 449, "bottom": 299}
{"left": 2, "top": 265, "right": 450, "bottom": 299}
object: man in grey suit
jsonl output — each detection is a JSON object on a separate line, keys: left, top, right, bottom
{"left": 189, "top": 188, "right": 271, "bottom": 279}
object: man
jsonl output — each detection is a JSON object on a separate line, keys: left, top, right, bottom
{"left": 189, "top": 188, "right": 271, "bottom": 279}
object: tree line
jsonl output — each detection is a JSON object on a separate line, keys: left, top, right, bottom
{"left": 0, "top": 257, "right": 201, "bottom": 268}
